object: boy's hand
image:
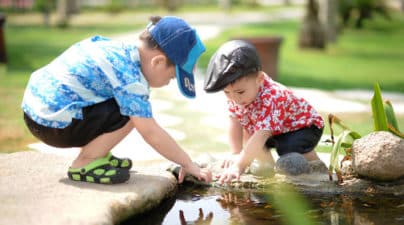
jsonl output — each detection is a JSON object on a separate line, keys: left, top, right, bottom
{"left": 216, "top": 165, "right": 242, "bottom": 184}
{"left": 221, "top": 153, "right": 239, "bottom": 168}
{"left": 221, "top": 159, "right": 234, "bottom": 169}
{"left": 178, "top": 162, "right": 212, "bottom": 184}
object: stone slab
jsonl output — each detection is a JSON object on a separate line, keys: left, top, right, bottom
{"left": 171, "top": 153, "right": 404, "bottom": 197}
{"left": 0, "top": 151, "right": 177, "bottom": 225}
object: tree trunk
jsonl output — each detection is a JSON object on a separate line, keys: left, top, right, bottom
{"left": 401, "top": 0, "right": 404, "bottom": 12}
{"left": 67, "top": 0, "right": 79, "bottom": 15}
{"left": 298, "top": 0, "right": 326, "bottom": 49}
{"left": 219, "top": 0, "right": 231, "bottom": 11}
{"left": 160, "top": 0, "right": 181, "bottom": 11}
{"left": 56, "top": 0, "right": 69, "bottom": 28}
{"left": 319, "top": 0, "right": 338, "bottom": 43}
{"left": 43, "top": 11, "right": 50, "bottom": 27}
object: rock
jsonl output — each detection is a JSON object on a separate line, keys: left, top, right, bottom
{"left": 167, "top": 153, "right": 404, "bottom": 196}
{"left": 275, "top": 153, "right": 311, "bottom": 175}
{"left": 308, "top": 159, "right": 329, "bottom": 174}
{"left": 340, "top": 159, "right": 356, "bottom": 177}
{"left": 0, "top": 151, "right": 177, "bottom": 225}
{"left": 352, "top": 131, "right": 404, "bottom": 181}
{"left": 248, "top": 159, "right": 275, "bottom": 177}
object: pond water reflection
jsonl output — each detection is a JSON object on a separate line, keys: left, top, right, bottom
{"left": 121, "top": 185, "right": 404, "bottom": 225}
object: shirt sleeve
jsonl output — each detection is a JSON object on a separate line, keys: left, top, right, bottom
{"left": 114, "top": 84, "right": 152, "bottom": 117}
{"left": 227, "top": 100, "right": 237, "bottom": 118}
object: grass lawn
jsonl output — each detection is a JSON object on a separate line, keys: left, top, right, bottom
{"left": 1, "top": 8, "right": 403, "bottom": 153}
{"left": 198, "top": 15, "right": 404, "bottom": 92}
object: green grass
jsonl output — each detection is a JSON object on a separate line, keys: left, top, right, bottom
{"left": 0, "top": 22, "right": 138, "bottom": 152}
{"left": 1, "top": 9, "right": 404, "bottom": 153}
{"left": 6, "top": 24, "right": 139, "bottom": 71}
{"left": 198, "top": 14, "right": 404, "bottom": 92}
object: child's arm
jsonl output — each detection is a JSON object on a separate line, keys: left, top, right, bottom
{"left": 221, "top": 116, "right": 243, "bottom": 169}
{"left": 228, "top": 116, "right": 243, "bottom": 154}
{"left": 130, "top": 116, "right": 212, "bottom": 183}
{"left": 218, "top": 130, "right": 272, "bottom": 184}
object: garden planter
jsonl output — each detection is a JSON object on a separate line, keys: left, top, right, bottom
{"left": 0, "top": 13, "right": 6, "bottom": 64}
{"left": 235, "top": 36, "right": 283, "bottom": 80}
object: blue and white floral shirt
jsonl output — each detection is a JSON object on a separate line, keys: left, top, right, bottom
{"left": 21, "top": 35, "right": 152, "bottom": 128}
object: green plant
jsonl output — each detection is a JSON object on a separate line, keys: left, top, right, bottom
{"left": 339, "top": 0, "right": 391, "bottom": 29}
{"left": 328, "top": 83, "right": 403, "bottom": 183}
{"left": 33, "top": 0, "right": 56, "bottom": 13}
{"left": 33, "top": 0, "right": 56, "bottom": 26}
{"left": 327, "top": 114, "right": 361, "bottom": 183}
{"left": 371, "top": 83, "right": 403, "bottom": 137}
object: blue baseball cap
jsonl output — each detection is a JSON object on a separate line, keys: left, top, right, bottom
{"left": 148, "top": 16, "right": 206, "bottom": 98}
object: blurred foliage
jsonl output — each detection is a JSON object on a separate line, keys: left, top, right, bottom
{"left": 105, "top": 0, "right": 126, "bottom": 13}
{"left": 339, "top": 0, "right": 391, "bottom": 29}
{"left": 1, "top": 6, "right": 404, "bottom": 153}
{"left": 33, "top": 0, "right": 56, "bottom": 13}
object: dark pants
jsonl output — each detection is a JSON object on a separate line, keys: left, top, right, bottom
{"left": 24, "top": 99, "right": 130, "bottom": 148}
{"left": 265, "top": 125, "right": 323, "bottom": 156}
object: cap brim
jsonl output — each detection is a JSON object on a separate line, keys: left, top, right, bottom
{"left": 176, "top": 65, "right": 195, "bottom": 98}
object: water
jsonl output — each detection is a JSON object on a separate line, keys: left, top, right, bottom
{"left": 121, "top": 185, "right": 404, "bottom": 225}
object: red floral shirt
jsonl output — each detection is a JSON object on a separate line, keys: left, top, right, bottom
{"left": 228, "top": 76, "right": 324, "bottom": 136}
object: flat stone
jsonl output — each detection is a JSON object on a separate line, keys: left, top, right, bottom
{"left": 0, "top": 151, "right": 177, "bottom": 225}
{"left": 170, "top": 153, "right": 404, "bottom": 197}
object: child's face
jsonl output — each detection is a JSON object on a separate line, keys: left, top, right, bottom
{"left": 143, "top": 54, "right": 176, "bottom": 88}
{"left": 223, "top": 72, "right": 263, "bottom": 107}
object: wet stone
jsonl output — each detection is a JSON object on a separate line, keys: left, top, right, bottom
{"left": 275, "top": 152, "right": 311, "bottom": 175}
{"left": 169, "top": 153, "right": 404, "bottom": 197}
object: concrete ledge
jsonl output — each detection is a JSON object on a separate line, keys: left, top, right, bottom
{"left": 0, "top": 151, "right": 177, "bottom": 225}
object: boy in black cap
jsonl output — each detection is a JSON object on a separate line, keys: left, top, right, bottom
{"left": 22, "top": 16, "right": 211, "bottom": 184}
{"left": 204, "top": 40, "right": 326, "bottom": 184}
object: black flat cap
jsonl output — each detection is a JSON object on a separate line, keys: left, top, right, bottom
{"left": 203, "top": 40, "right": 261, "bottom": 93}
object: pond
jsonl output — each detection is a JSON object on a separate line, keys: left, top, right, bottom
{"left": 121, "top": 185, "right": 404, "bottom": 225}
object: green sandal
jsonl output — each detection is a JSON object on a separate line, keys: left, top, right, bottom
{"left": 68, "top": 157, "right": 130, "bottom": 184}
{"left": 107, "top": 152, "right": 132, "bottom": 170}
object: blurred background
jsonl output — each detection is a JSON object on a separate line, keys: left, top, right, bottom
{"left": 0, "top": 0, "right": 403, "bottom": 154}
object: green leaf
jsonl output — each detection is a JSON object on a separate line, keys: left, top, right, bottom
{"left": 371, "top": 83, "right": 388, "bottom": 131}
{"left": 384, "top": 100, "right": 399, "bottom": 131}
{"left": 272, "top": 184, "right": 316, "bottom": 225}
{"left": 387, "top": 124, "right": 404, "bottom": 138}
{"left": 329, "top": 130, "right": 361, "bottom": 175}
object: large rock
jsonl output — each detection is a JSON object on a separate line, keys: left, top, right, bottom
{"left": 0, "top": 151, "right": 177, "bottom": 225}
{"left": 352, "top": 131, "right": 404, "bottom": 181}
{"left": 275, "top": 152, "right": 311, "bottom": 175}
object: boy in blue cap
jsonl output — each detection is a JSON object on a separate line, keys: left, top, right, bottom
{"left": 21, "top": 16, "right": 212, "bottom": 184}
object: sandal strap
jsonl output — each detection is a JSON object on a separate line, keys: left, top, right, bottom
{"left": 68, "top": 157, "right": 129, "bottom": 184}
{"left": 107, "top": 152, "right": 132, "bottom": 170}
{"left": 68, "top": 157, "right": 110, "bottom": 174}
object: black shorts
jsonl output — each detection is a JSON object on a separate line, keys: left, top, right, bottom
{"left": 265, "top": 125, "right": 323, "bottom": 156}
{"left": 24, "top": 98, "right": 130, "bottom": 148}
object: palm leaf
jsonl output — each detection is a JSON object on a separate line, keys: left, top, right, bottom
{"left": 387, "top": 124, "right": 404, "bottom": 138}
{"left": 384, "top": 100, "right": 399, "bottom": 131}
{"left": 371, "top": 83, "right": 388, "bottom": 131}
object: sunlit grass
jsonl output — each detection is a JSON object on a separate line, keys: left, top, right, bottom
{"left": 1, "top": 9, "right": 404, "bottom": 153}
{"left": 199, "top": 13, "right": 404, "bottom": 92}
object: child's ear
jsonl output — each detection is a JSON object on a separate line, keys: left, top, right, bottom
{"left": 150, "top": 55, "right": 167, "bottom": 68}
{"left": 256, "top": 71, "right": 265, "bottom": 84}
